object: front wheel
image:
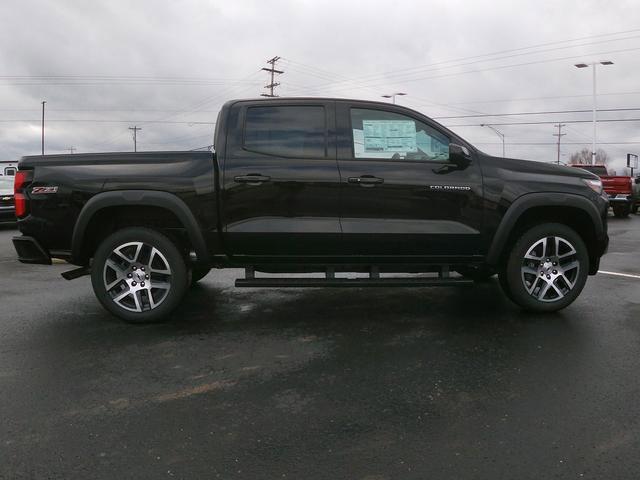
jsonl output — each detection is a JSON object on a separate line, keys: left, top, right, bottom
{"left": 499, "top": 223, "right": 589, "bottom": 312}
{"left": 91, "top": 227, "right": 189, "bottom": 323}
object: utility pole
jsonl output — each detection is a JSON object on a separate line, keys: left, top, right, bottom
{"left": 553, "top": 124, "right": 566, "bottom": 165}
{"left": 128, "top": 126, "right": 142, "bottom": 152}
{"left": 41, "top": 101, "right": 46, "bottom": 155}
{"left": 261, "top": 56, "right": 283, "bottom": 97}
{"left": 68, "top": 146, "right": 76, "bottom": 154}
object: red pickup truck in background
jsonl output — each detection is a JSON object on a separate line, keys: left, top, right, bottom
{"left": 571, "top": 164, "right": 639, "bottom": 217}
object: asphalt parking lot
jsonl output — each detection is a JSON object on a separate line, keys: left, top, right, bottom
{"left": 1, "top": 216, "right": 639, "bottom": 479}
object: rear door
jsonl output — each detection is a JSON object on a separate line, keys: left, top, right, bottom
{"left": 336, "top": 101, "right": 484, "bottom": 258}
{"left": 221, "top": 100, "right": 340, "bottom": 258}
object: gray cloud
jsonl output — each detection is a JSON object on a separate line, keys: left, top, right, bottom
{"left": 1, "top": 0, "right": 639, "bottom": 172}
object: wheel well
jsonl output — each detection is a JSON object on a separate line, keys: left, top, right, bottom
{"left": 80, "top": 205, "right": 192, "bottom": 262}
{"left": 499, "top": 206, "right": 598, "bottom": 267}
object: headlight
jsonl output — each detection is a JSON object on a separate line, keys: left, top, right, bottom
{"left": 582, "top": 178, "right": 603, "bottom": 195}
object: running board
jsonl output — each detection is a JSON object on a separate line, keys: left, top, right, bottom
{"left": 235, "top": 266, "right": 472, "bottom": 288}
{"left": 235, "top": 277, "right": 472, "bottom": 288}
{"left": 61, "top": 266, "right": 91, "bottom": 280}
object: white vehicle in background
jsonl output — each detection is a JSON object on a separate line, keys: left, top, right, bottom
{"left": 0, "top": 175, "right": 15, "bottom": 224}
{"left": 0, "top": 161, "right": 17, "bottom": 176}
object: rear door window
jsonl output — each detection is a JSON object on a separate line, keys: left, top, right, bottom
{"left": 244, "top": 105, "right": 327, "bottom": 158}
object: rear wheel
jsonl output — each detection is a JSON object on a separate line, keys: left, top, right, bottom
{"left": 499, "top": 223, "right": 589, "bottom": 312}
{"left": 91, "top": 227, "right": 189, "bottom": 323}
{"left": 612, "top": 204, "right": 630, "bottom": 218}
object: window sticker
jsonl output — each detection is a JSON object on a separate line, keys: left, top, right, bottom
{"left": 362, "top": 120, "right": 417, "bottom": 154}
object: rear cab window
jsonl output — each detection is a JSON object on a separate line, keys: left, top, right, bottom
{"left": 244, "top": 105, "right": 327, "bottom": 158}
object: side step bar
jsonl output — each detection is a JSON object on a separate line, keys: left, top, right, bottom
{"left": 235, "top": 266, "right": 473, "bottom": 288}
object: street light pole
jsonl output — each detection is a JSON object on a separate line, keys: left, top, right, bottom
{"left": 481, "top": 124, "right": 505, "bottom": 158}
{"left": 381, "top": 92, "right": 407, "bottom": 104}
{"left": 41, "top": 100, "right": 46, "bottom": 155}
{"left": 574, "top": 61, "right": 613, "bottom": 165}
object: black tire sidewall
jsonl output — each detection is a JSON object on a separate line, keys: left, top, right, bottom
{"left": 613, "top": 204, "right": 630, "bottom": 217}
{"left": 91, "top": 227, "right": 189, "bottom": 323}
{"left": 190, "top": 266, "right": 211, "bottom": 285}
{"left": 503, "top": 223, "right": 589, "bottom": 312}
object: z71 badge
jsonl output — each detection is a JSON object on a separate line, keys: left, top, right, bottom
{"left": 31, "top": 186, "right": 59, "bottom": 194}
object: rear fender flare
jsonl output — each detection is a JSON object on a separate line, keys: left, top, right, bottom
{"left": 72, "top": 190, "right": 208, "bottom": 263}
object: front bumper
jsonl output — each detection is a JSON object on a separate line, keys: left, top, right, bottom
{"left": 0, "top": 206, "right": 15, "bottom": 223}
{"left": 606, "top": 193, "right": 633, "bottom": 203}
{"left": 12, "top": 236, "right": 51, "bottom": 265}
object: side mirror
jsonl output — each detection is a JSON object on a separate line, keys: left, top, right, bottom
{"left": 449, "top": 143, "right": 471, "bottom": 167}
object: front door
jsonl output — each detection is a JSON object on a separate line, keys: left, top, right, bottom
{"left": 337, "top": 102, "right": 483, "bottom": 259}
{"left": 222, "top": 100, "right": 341, "bottom": 259}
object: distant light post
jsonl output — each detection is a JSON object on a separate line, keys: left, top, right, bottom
{"left": 574, "top": 60, "right": 614, "bottom": 165}
{"left": 381, "top": 92, "right": 407, "bottom": 104}
{"left": 41, "top": 100, "right": 46, "bottom": 155}
{"left": 481, "top": 123, "right": 505, "bottom": 158}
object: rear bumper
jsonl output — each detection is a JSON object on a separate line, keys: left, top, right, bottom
{"left": 12, "top": 236, "right": 52, "bottom": 265}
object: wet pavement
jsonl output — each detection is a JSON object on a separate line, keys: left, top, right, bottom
{"left": 1, "top": 215, "right": 639, "bottom": 479}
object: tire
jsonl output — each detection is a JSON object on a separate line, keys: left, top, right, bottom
{"left": 612, "top": 204, "right": 630, "bottom": 218}
{"left": 632, "top": 204, "right": 638, "bottom": 215}
{"left": 190, "top": 266, "right": 211, "bottom": 285}
{"left": 91, "top": 227, "right": 189, "bottom": 323}
{"left": 456, "top": 266, "right": 495, "bottom": 282}
{"left": 499, "top": 223, "right": 589, "bottom": 313}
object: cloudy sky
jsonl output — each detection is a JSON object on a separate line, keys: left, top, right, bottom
{"left": 1, "top": 0, "right": 640, "bottom": 172}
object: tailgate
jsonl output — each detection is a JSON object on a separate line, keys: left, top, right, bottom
{"left": 601, "top": 176, "right": 632, "bottom": 195}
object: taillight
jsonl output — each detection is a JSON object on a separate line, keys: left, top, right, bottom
{"left": 14, "top": 170, "right": 33, "bottom": 218}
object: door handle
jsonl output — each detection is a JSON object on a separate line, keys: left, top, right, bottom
{"left": 348, "top": 175, "right": 384, "bottom": 187}
{"left": 234, "top": 174, "right": 271, "bottom": 184}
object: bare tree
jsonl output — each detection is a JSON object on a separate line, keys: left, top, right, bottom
{"left": 568, "top": 147, "right": 610, "bottom": 165}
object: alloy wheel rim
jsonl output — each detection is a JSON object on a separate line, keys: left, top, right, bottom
{"left": 103, "top": 241, "right": 172, "bottom": 312}
{"left": 520, "top": 236, "right": 580, "bottom": 303}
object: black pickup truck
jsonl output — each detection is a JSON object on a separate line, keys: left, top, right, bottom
{"left": 12, "top": 98, "right": 609, "bottom": 322}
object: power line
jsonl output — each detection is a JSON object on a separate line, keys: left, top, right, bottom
{"left": 474, "top": 141, "right": 640, "bottom": 145}
{"left": 434, "top": 107, "right": 640, "bottom": 119}
{"left": 289, "top": 28, "right": 640, "bottom": 87}
{"left": 446, "top": 118, "right": 640, "bottom": 127}
{"left": 261, "top": 56, "right": 284, "bottom": 97}
{"left": 0, "top": 119, "right": 216, "bottom": 124}
{"left": 282, "top": 32, "right": 640, "bottom": 92}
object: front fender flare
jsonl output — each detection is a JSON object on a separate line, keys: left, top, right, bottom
{"left": 486, "top": 192, "right": 605, "bottom": 267}
{"left": 71, "top": 190, "right": 209, "bottom": 264}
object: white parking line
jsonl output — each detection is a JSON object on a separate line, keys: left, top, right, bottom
{"left": 598, "top": 270, "right": 640, "bottom": 280}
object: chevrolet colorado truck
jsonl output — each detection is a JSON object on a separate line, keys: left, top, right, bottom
{"left": 12, "top": 98, "right": 609, "bottom": 323}
{"left": 570, "top": 164, "right": 636, "bottom": 217}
